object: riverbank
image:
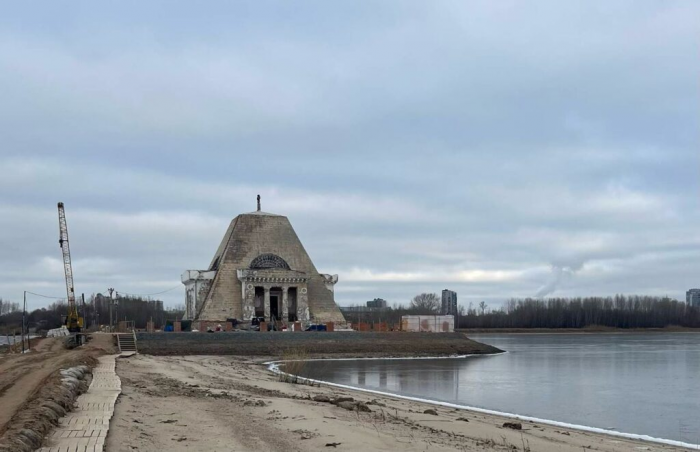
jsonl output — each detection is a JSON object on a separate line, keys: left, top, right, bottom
{"left": 135, "top": 331, "right": 503, "bottom": 357}
{"left": 460, "top": 326, "right": 700, "bottom": 334}
{"left": 106, "top": 354, "right": 690, "bottom": 451}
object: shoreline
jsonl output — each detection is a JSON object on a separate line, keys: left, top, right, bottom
{"left": 135, "top": 331, "right": 504, "bottom": 357}
{"left": 460, "top": 327, "right": 700, "bottom": 334}
{"left": 106, "top": 354, "right": 692, "bottom": 452}
{"left": 265, "top": 356, "right": 697, "bottom": 449}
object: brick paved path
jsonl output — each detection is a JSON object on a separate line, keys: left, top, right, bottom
{"left": 38, "top": 355, "right": 121, "bottom": 452}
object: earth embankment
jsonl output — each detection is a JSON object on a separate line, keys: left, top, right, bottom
{"left": 0, "top": 333, "right": 115, "bottom": 439}
{"left": 135, "top": 332, "right": 502, "bottom": 357}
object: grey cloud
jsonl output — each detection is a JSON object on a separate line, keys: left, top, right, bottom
{"left": 0, "top": 1, "right": 698, "bottom": 310}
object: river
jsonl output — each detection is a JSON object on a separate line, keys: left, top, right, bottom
{"left": 298, "top": 333, "right": 700, "bottom": 446}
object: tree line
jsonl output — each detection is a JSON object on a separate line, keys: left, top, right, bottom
{"left": 461, "top": 296, "right": 700, "bottom": 329}
{"left": 342, "top": 293, "right": 700, "bottom": 329}
{"left": 0, "top": 293, "right": 185, "bottom": 334}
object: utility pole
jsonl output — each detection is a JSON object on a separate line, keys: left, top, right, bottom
{"left": 22, "top": 291, "right": 26, "bottom": 353}
{"left": 108, "top": 288, "right": 114, "bottom": 332}
{"left": 81, "top": 293, "right": 86, "bottom": 330}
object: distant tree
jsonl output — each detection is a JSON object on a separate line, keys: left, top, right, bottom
{"left": 410, "top": 293, "right": 440, "bottom": 313}
{"left": 0, "top": 299, "right": 20, "bottom": 315}
{"left": 459, "top": 296, "right": 700, "bottom": 329}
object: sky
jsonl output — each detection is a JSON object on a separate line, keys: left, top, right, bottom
{"left": 1, "top": 1, "right": 698, "bottom": 311}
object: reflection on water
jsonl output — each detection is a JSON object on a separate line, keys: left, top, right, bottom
{"left": 298, "top": 333, "right": 700, "bottom": 445}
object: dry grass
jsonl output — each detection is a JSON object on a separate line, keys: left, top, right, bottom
{"left": 277, "top": 348, "right": 316, "bottom": 385}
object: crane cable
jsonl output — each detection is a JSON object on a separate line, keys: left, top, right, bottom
{"left": 23, "top": 285, "right": 181, "bottom": 301}
{"left": 106, "top": 284, "right": 181, "bottom": 298}
{"left": 24, "top": 291, "right": 66, "bottom": 300}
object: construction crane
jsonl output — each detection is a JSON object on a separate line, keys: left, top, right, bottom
{"left": 57, "top": 202, "right": 83, "bottom": 333}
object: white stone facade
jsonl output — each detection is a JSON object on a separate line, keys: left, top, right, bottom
{"left": 181, "top": 270, "right": 216, "bottom": 320}
{"left": 182, "top": 211, "right": 345, "bottom": 326}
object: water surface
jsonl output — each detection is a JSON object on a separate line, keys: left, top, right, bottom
{"left": 298, "top": 333, "right": 700, "bottom": 445}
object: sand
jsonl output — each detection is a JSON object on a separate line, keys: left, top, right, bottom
{"left": 106, "top": 354, "right": 689, "bottom": 452}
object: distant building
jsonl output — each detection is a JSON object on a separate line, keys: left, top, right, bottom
{"left": 339, "top": 298, "right": 390, "bottom": 314}
{"left": 441, "top": 290, "right": 458, "bottom": 316}
{"left": 687, "top": 289, "right": 700, "bottom": 307}
{"left": 366, "top": 298, "right": 388, "bottom": 309}
{"left": 401, "top": 315, "right": 454, "bottom": 333}
{"left": 148, "top": 299, "right": 164, "bottom": 312}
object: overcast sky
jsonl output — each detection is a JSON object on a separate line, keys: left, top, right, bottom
{"left": 1, "top": 1, "right": 698, "bottom": 311}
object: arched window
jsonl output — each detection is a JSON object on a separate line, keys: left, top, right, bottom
{"left": 250, "top": 253, "right": 290, "bottom": 270}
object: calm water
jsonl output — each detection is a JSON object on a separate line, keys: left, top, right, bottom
{"left": 299, "top": 333, "right": 700, "bottom": 445}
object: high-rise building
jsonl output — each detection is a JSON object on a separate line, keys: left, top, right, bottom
{"left": 687, "top": 289, "right": 700, "bottom": 307}
{"left": 366, "top": 298, "right": 388, "bottom": 309}
{"left": 441, "top": 289, "right": 458, "bottom": 316}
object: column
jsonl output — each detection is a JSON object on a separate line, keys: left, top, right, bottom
{"left": 282, "top": 287, "right": 289, "bottom": 323}
{"left": 264, "top": 287, "right": 271, "bottom": 321}
{"left": 243, "top": 284, "right": 256, "bottom": 320}
{"left": 297, "top": 284, "right": 310, "bottom": 322}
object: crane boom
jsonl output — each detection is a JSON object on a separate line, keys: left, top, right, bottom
{"left": 57, "top": 202, "right": 82, "bottom": 332}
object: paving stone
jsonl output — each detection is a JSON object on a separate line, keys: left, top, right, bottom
{"left": 36, "top": 355, "right": 121, "bottom": 452}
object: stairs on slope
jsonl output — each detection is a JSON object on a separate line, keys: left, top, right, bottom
{"left": 116, "top": 332, "right": 137, "bottom": 353}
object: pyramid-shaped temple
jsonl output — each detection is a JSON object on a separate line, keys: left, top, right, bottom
{"left": 181, "top": 206, "right": 345, "bottom": 327}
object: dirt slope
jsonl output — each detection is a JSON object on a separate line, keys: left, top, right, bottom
{"left": 0, "top": 334, "right": 115, "bottom": 435}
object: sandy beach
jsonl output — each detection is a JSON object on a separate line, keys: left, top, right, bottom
{"left": 106, "top": 354, "right": 689, "bottom": 452}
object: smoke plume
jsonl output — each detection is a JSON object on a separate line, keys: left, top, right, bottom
{"left": 535, "top": 262, "right": 583, "bottom": 298}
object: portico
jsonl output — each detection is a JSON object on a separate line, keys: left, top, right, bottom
{"left": 237, "top": 269, "right": 311, "bottom": 323}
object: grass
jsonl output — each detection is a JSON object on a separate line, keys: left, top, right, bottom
{"left": 277, "top": 348, "right": 316, "bottom": 385}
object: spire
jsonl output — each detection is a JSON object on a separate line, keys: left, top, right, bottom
{"left": 257, "top": 194, "right": 261, "bottom": 212}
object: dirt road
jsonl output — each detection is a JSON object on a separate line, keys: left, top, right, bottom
{"left": 0, "top": 334, "right": 114, "bottom": 435}
{"left": 107, "top": 355, "right": 689, "bottom": 452}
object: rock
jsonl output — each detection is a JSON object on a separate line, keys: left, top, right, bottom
{"left": 313, "top": 395, "right": 331, "bottom": 403}
{"left": 332, "top": 397, "right": 354, "bottom": 405}
{"left": 367, "top": 399, "right": 386, "bottom": 407}
{"left": 423, "top": 409, "right": 438, "bottom": 416}
{"left": 456, "top": 417, "right": 469, "bottom": 422}
{"left": 255, "top": 400, "right": 266, "bottom": 407}
{"left": 355, "top": 403, "right": 372, "bottom": 413}
{"left": 503, "top": 422, "right": 522, "bottom": 430}
{"left": 337, "top": 401, "right": 357, "bottom": 411}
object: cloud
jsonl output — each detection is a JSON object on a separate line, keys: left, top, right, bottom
{"left": 0, "top": 1, "right": 698, "bottom": 310}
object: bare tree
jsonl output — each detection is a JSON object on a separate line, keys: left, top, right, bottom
{"left": 460, "top": 296, "right": 700, "bottom": 329}
{"left": 0, "top": 299, "right": 20, "bottom": 315}
{"left": 410, "top": 293, "right": 440, "bottom": 313}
